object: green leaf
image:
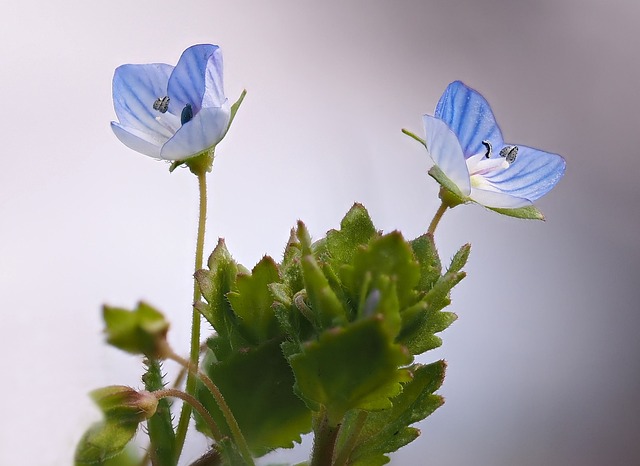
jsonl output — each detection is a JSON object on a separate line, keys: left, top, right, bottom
{"left": 281, "top": 228, "right": 305, "bottom": 293}
{"left": 324, "top": 203, "right": 377, "bottom": 266}
{"left": 410, "top": 233, "right": 442, "bottom": 293}
{"left": 346, "top": 362, "right": 446, "bottom": 465}
{"left": 448, "top": 243, "right": 471, "bottom": 274}
{"left": 288, "top": 317, "right": 411, "bottom": 426}
{"left": 300, "top": 254, "right": 349, "bottom": 330}
{"left": 196, "top": 239, "right": 250, "bottom": 360}
{"left": 196, "top": 339, "right": 312, "bottom": 457}
{"left": 75, "top": 420, "right": 139, "bottom": 465}
{"left": 142, "top": 360, "right": 176, "bottom": 466}
{"left": 487, "top": 204, "right": 545, "bottom": 220}
{"left": 342, "top": 232, "right": 421, "bottom": 312}
{"left": 102, "top": 302, "right": 169, "bottom": 358}
{"left": 397, "top": 270, "right": 464, "bottom": 355}
{"left": 227, "top": 255, "right": 281, "bottom": 344}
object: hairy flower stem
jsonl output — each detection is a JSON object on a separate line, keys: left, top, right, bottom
{"left": 154, "top": 388, "right": 222, "bottom": 441}
{"left": 167, "top": 350, "right": 255, "bottom": 466}
{"left": 174, "top": 170, "right": 208, "bottom": 460}
{"left": 310, "top": 409, "right": 340, "bottom": 466}
{"left": 427, "top": 201, "right": 448, "bottom": 235}
{"left": 333, "top": 411, "right": 368, "bottom": 466}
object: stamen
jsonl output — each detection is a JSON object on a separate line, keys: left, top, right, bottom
{"left": 153, "top": 96, "right": 170, "bottom": 113}
{"left": 482, "top": 140, "right": 492, "bottom": 158}
{"left": 499, "top": 145, "right": 518, "bottom": 164}
{"left": 181, "top": 104, "right": 193, "bottom": 125}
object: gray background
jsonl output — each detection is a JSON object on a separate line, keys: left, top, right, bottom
{"left": 1, "top": 0, "right": 639, "bottom": 464}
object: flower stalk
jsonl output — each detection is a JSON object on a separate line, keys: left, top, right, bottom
{"left": 174, "top": 167, "right": 210, "bottom": 460}
{"left": 427, "top": 201, "right": 448, "bottom": 236}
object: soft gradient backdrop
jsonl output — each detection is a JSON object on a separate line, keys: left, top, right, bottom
{"left": 1, "top": 0, "right": 639, "bottom": 464}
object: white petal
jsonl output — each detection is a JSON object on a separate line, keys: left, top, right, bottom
{"left": 423, "top": 115, "right": 471, "bottom": 195}
{"left": 159, "top": 104, "right": 231, "bottom": 161}
{"left": 470, "top": 187, "right": 531, "bottom": 209}
{"left": 111, "top": 122, "right": 164, "bottom": 158}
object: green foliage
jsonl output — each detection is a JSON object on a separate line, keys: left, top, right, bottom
{"left": 344, "top": 362, "right": 447, "bottom": 466}
{"left": 75, "top": 420, "right": 139, "bottom": 465}
{"left": 103, "top": 302, "right": 169, "bottom": 358}
{"left": 192, "top": 202, "right": 468, "bottom": 462}
{"left": 288, "top": 317, "right": 411, "bottom": 426}
{"left": 84, "top": 202, "right": 468, "bottom": 465}
{"left": 197, "top": 339, "right": 312, "bottom": 456}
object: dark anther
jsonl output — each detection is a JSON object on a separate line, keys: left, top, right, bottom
{"left": 181, "top": 104, "right": 193, "bottom": 125}
{"left": 482, "top": 140, "right": 492, "bottom": 158}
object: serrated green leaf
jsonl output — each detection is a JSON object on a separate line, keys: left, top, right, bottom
{"left": 346, "top": 362, "right": 446, "bottom": 465}
{"left": 342, "top": 232, "right": 420, "bottom": 311}
{"left": 324, "top": 203, "right": 377, "bottom": 266}
{"left": 103, "top": 302, "right": 169, "bottom": 358}
{"left": 288, "top": 317, "right": 410, "bottom": 426}
{"left": 227, "top": 255, "right": 281, "bottom": 344}
{"left": 448, "top": 243, "right": 471, "bottom": 274}
{"left": 196, "top": 239, "right": 250, "bottom": 359}
{"left": 300, "top": 255, "right": 348, "bottom": 330}
{"left": 197, "top": 339, "right": 312, "bottom": 457}
{"left": 410, "top": 233, "right": 442, "bottom": 293}
{"left": 397, "top": 270, "right": 464, "bottom": 354}
{"left": 487, "top": 204, "right": 545, "bottom": 220}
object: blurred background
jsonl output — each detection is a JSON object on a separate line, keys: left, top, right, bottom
{"left": 1, "top": 0, "right": 639, "bottom": 464}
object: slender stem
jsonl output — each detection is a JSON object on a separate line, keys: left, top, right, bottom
{"left": 427, "top": 201, "right": 448, "bottom": 236}
{"left": 310, "top": 408, "right": 340, "bottom": 466}
{"left": 174, "top": 171, "right": 208, "bottom": 458}
{"left": 154, "top": 388, "right": 222, "bottom": 441}
{"left": 333, "top": 410, "right": 368, "bottom": 466}
{"left": 167, "top": 350, "right": 255, "bottom": 466}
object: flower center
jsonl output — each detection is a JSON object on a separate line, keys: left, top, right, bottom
{"left": 466, "top": 141, "right": 518, "bottom": 189}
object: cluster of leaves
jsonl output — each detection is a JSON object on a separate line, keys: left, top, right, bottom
{"left": 75, "top": 203, "right": 469, "bottom": 465}
{"left": 192, "top": 203, "right": 469, "bottom": 464}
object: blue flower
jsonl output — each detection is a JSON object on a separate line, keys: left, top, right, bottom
{"left": 111, "top": 44, "right": 230, "bottom": 161}
{"left": 420, "top": 81, "right": 565, "bottom": 213}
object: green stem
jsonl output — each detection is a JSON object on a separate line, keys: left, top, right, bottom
{"left": 310, "top": 408, "right": 340, "bottom": 466}
{"left": 174, "top": 170, "right": 208, "bottom": 459}
{"left": 427, "top": 201, "right": 448, "bottom": 236}
{"left": 167, "top": 350, "right": 255, "bottom": 466}
{"left": 333, "top": 411, "right": 368, "bottom": 466}
{"left": 154, "top": 388, "right": 222, "bottom": 441}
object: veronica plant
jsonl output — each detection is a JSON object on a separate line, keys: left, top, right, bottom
{"left": 75, "top": 46, "right": 565, "bottom": 466}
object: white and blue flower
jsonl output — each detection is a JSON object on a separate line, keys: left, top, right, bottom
{"left": 418, "top": 81, "right": 565, "bottom": 216}
{"left": 111, "top": 44, "right": 231, "bottom": 161}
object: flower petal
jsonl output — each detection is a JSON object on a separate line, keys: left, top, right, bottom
{"left": 470, "top": 187, "right": 531, "bottom": 209}
{"left": 111, "top": 122, "right": 163, "bottom": 158}
{"left": 485, "top": 145, "right": 566, "bottom": 201}
{"left": 435, "top": 81, "right": 503, "bottom": 158}
{"left": 112, "top": 64, "right": 175, "bottom": 138}
{"left": 167, "top": 44, "right": 225, "bottom": 115}
{"left": 159, "top": 104, "right": 231, "bottom": 161}
{"left": 423, "top": 115, "right": 471, "bottom": 195}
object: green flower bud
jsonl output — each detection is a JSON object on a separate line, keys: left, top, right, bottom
{"left": 103, "top": 302, "right": 170, "bottom": 358}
